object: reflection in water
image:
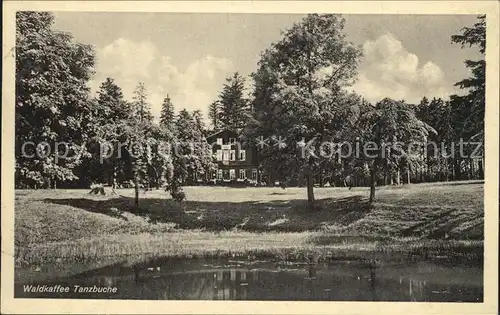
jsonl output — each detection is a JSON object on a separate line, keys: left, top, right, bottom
{"left": 15, "top": 257, "right": 483, "bottom": 302}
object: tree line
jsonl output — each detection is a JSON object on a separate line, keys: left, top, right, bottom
{"left": 15, "top": 12, "right": 485, "bottom": 207}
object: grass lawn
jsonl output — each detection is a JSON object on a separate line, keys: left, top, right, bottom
{"left": 14, "top": 181, "right": 484, "bottom": 267}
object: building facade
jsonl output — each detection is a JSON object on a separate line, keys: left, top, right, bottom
{"left": 206, "top": 129, "right": 261, "bottom": 185}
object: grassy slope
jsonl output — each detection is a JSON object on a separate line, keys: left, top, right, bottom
{"left": 15, "top": 181, "right": 484, "bottom": 265}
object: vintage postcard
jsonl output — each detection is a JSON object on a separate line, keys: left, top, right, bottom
{"left": 1, "top": 1, "right": 499, "bottom": 314}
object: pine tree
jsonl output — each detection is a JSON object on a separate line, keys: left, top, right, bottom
{"left": 160, "top": 95, "right": 175, "bottom": 129}
{"left": 451, "top": 15, "right": 485, "bottom": 145}
{"left": 192, "top": 110, "right": 206, "bottom": 136}
{"left": 218, "top": 72, "right": 250, "bottom": 131}
{"left": 80, "top": 77, "right": 132, "bottom": 188}
{"left": 96, "top": 78, "right": 131, "bottom": 122}
{"left": 132, "top": 82, "right": 153, "bottom": 123}
{"left": 130, "top": 82, "right": 152, "bottom": 205}
{"left": 208, "top": 101, "right": 221, "bottom": 131}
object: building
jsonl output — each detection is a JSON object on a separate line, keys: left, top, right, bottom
{"left": 206, "top": 129, "right": 261, "bottom": 185}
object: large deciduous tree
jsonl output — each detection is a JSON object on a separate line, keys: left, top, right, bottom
{"left": 250, "top": 14, "right": 362, "bottom": 208}
{"left": 15, "top": 11, "right": 96, "bottom": 188}
{"left": 359, "top": 99, "right": 435, "bottom": 204}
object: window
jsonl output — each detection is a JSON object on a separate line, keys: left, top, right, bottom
{"left": 239, "top": 150, "right": 246, "bottom": 161}
{"left": 230, "top": 150, "right": 236, "bottom": 161}
{"left": 229, "top": 169, "right": 236, "bottom": 180}
{"left": 216, "top": 138, "right": 223, "bottom": 145}
{"left": 216, "top": 150, "right": 223, "bottom": 161}
{"left": 222, "top": 151, "right": 229, "bottom": 161}
{"left": 217, "top": 170, "right": 223, "bottom": 180}
{"left": 229, "top": 138, "right": 236, "bottom": 145}
{"left": 239, "top": 169, "right": 246, "bottom": 179}
{"left": 252, "top": 169, "right": 258, "bottom": 180}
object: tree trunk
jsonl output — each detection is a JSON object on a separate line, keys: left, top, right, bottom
{"left": 407, "top": 168, "right": 411, "bottom": 184}
{"left": 445, "top": 158, "right": 449, "bottom": 181}
{"left": 306, "top": 161, "right": 315, "bottom": 209}
{"left": 451, "top": 158, "right": 455, "bottom": 181}
{"left": 112, "top": 162, "right": 117, "bottom": 189}
{"left": 134, "top": 174, "right": 140, "bottom": 209}
{"left": 469, "top": 159, "right": 475, "bottom": 180}
{"left": 478, "top": 158, "right": 484, "bottom": 179}
{"left": 306, "top": 173, "right": 315, "bottom": 209}
{"left": 396, "top": 169, "right": 401, "bottom": 185}
{"left": 426, "top": 154, "right": 431, "bottom": 181}
{"left": 454, "top": 159, "right": 461, "bottom": 181}
{"left": 369, "top": 164, "right": 377, "bottom": 204}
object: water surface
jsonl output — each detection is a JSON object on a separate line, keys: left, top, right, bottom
{"left": 16, "top": 257, "right": 483, "bottom": 302}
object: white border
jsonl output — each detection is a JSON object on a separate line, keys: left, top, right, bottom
{"left": 2, "top": 1, "right": 498, "bottom": 314}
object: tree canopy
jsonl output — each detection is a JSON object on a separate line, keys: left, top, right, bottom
{"left": 16, "top": 11, "right": 96, "bottom": 187}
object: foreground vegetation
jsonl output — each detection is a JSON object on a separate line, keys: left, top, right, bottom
{"left": 15, "top": 181, "right": 484, "bottom": 268}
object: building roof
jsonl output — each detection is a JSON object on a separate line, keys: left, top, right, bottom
{"left": 206, "top": 128, "right": 242, "bottom": 140}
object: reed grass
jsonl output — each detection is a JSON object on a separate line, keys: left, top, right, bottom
{"left": 17, "top": 231, "right": 483, "bottom": 266}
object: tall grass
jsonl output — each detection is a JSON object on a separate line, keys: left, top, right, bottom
{"left": 17, "top": 231, "right": 483, "bottom": 266}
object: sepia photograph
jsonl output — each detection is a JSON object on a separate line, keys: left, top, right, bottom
{"left": 1, "top": 1, "right": 499, "bottom": 314}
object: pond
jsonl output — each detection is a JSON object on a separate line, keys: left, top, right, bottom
{"left": 15, "top": 257, "right": 483, "bottom": 302}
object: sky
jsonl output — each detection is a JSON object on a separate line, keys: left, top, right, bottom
{"left": 52, "top": 12, "right": 483, "bottom": 120}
